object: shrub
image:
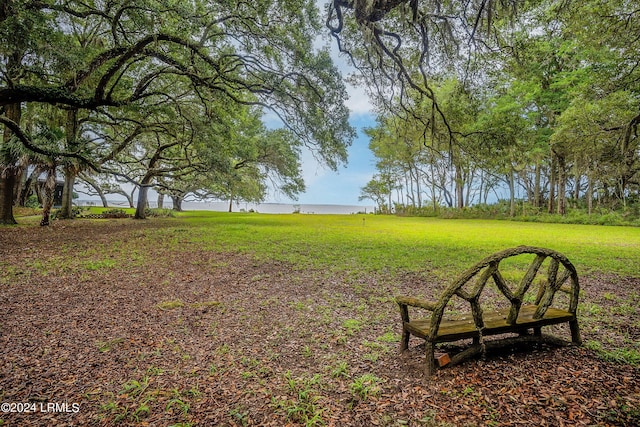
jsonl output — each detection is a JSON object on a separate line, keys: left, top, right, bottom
{"left": 102, "top": 208, "right": 129, "bottom": 218}
{"left": 25, "top": 194, "right": 40, "bottom": 208}
{"left": 145, "top": 208, "right": 176, "bottom": 218}
{"left": 51, "top": 205, "right": 86, "bottom": 219}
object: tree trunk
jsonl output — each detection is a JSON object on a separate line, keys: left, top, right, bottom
{"left": 171, "top": 195, "right": 183, "bottom": 212}
{"left": 59, "top": 109, "right": 80, "bottom": 219}
{"left": 96, "top": 187, "right": 108, "bottom": 207}
{"left": 405, "top": 170, "right": 411, "bottom": 208}
{"left": 134, "top": 173, "right": 155, "bottom": 219}
{"left": 465, "top": 169, "right": 473, "bottom": 207}
{"left": 442, "top": 186, "right": 453, "bottom": 208}
{"left": 533, "top": 161, "right": 541, "bottom": 209}
{"left": 40, "top": 166, "right": 56, "bottom": 226}
{"left": 18, "top": 165, "right": 37, "bottom": 207}
{"left": 58, "top": 166, "right": 78, "bottom": 218}
{"left": 587, "top": 173, "right": 593, "bottom": 216}
{"left": 134, "top": 183, "right": 150, "bottom": 219}
{"left": 157, "top": 193, "right": 164, "bottom": 209}
{"left": 126, "top": 189, "right": 134, "bottom": 208}
{"left": 548, "top": 156, "right": 556, "bottom": 214}
{"left": 430, "top": 161, "right": 438, "bottom": 212}
{"left": 0, "top": 28, "right": 23, "bottom": 225}
{"left": 13, "top": 155, "right": 29, "bottom": 206}
{"left": 508, "top": 169, "right": 516, "bottom": 217}
{"left": 455, "top": 165, "right": 464, "bottom": 209}
{"left": 414, "top": 164, "right": 422, "bottom": 208}
{"left": 574, "top": 174, "right": 581, "bottom": 204}
{"left": 0, "top": 102, "right": 21, "bottom": 225}
{"left": 478, "top": 170, "right": 484, "bottom": 205}
{"left": 557, "top": 154, "right": 567, "bottom": 216}
{"left": 0, "top": 167, "right": 18, "bottom": 225}
{"left": 620, "top": 112, "right": 640, "bottom": 204}
{"left": 79, "top": 173, "right": 109, "bottom": 207}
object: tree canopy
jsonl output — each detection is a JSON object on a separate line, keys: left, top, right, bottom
{"left": 342, "top": 1, "right": 639, "bottom": 216}
{"left": 1, "top": 0, "right": 354, "bottom": 223}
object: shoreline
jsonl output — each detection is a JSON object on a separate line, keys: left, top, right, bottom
{"left": 76, "top": 200, "right": 375, "bottom": 215}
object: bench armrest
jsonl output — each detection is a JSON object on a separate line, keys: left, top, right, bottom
{"left": 396, "top": 296, "right": 437, "bottom": 311}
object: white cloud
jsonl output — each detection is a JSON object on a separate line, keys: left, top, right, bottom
{"left": 345, "top": 84, "right": 373, "bottom": 115}
{"left": 264, "top": 2, "right": 377, "bottom": 205}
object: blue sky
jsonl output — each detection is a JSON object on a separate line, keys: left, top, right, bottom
{"left": 272, "top": 25, "right": 379, "bottom": 207}
{"left": 276, "top": 112, "right": 377, "bottom": 206}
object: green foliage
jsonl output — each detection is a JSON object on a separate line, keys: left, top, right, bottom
{"left": 598, "top": 398, "right": 640, "bottom": 426}
{"left": 25, "top": 195, "right": 40, "bottom": 209}
{"left": 350, "top": 374, "right": 382, "bottom": 400}
{"left": 145, "top": 208, "right": 176, "bottom": 218}
{"left": 1, "top": 0, "right": 353, "bottom": 225}
{"left": 96, "top": 337, "right": 125, "bottom": 353}
{"left": 377, "top": 331, "right": 400, "bottom": 343}
{"left": 229, "top": 408, "right": 250, "bottom": 426}
{"left": 84, "top": 259, "right": 117, "bottom": 271}
{"left": 585, "top": 341, "right": 640, "bottom": 365}
{"left": 51, "top": 205, "right": 86, "bottom": 220}
{"left": 357, "top": 1, "right": 640, "bottom": 217}
{"left": 342, "top": 319, "right": 362, "bottom": 336}
{"left": 272, "top": 372, "right": 325, "bottom": 426}
{"left": 435, "top": 202, "right": 640, "bottom": 226}
{"left": 99, "top": 369, "right": 168, "bottom": 424}
{"left": 101, "top": 209, "right": 129, "bottom": 219}
{"left": 166, "top": 397, "right": 190, "bottom": 417}
{"left": 330, "top": 361, "right": 349, "bottom": 378}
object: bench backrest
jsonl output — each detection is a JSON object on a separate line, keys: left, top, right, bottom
{"left": 427, "top": 246, "right": 579, "bottom": 340}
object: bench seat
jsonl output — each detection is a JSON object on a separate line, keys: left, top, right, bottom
{"left": 404, "top": 304, "right": 575, "bottom": 343}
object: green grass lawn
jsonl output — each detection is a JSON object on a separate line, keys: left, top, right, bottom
{"left": 168, "top": 211, "right": 640, "bottom": 278}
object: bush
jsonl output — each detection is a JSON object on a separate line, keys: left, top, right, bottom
{"left": 102, "top": 208, "right": 130, "bottom": 218}
{"left": 25, "top": 194, "right": 41, "bottom": 209}
{"left": 389, "top": 199, "right": 640, "bottom": 226}
{"left": 144, "top": 208, "right": 176, "bottom": 218}
{"left": 51, "top": 205, "right": 86, "bottom": 219}
{"left": 394, "top": 204, "right": 438, "bottom": 217}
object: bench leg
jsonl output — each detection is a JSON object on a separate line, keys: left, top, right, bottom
{"left": 424, "top": 342, "right": 436, "bottom": 377}
{"left": 400, "top": 328, "right": 410, "bottom": 352}
{"left": 569, "top": 320, "right": 582, "bottom": 345}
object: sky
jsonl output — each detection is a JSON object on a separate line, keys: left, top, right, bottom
{"left": 271, "top": 29, "right": 379, "bottom": 207}
{"left": 275, "top": 109, "right": 378, "bottom": 207}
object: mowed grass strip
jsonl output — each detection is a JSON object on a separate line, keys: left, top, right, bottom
{"left": 166, "top": 211, "right": 640, "bottom": 278}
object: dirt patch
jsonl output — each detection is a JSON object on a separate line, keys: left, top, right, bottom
{"left": 1, "top": 219, "right": 638, "bottom": 426}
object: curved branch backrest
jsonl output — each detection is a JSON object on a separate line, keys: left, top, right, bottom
{"left": 427, "top": 246, "right": 579, "bottom": 340}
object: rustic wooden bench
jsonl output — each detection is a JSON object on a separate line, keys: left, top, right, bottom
{"left": 396, "top": 246, "right": 582, "bottom": 376}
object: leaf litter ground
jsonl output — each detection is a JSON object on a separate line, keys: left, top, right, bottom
{"left": 0, "top": 219, "right": 638, "bottom": 426}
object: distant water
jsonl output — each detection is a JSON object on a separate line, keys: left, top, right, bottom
{"left": 76, "top": 200, "right": 375, "bottom": 215}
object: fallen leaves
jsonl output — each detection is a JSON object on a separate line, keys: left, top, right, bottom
{"left": 0, "top": 219, "right": 639, "bottom": 426}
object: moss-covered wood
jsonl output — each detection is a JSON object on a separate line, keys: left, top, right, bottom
{"left": 396, "top": 246, "right": 582, "bottom": 376}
